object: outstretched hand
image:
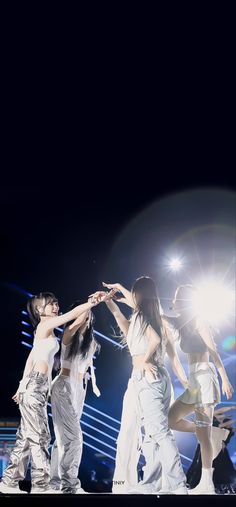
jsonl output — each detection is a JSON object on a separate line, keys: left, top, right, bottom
{"left": 88, "top": 291, "right": 105, "bottom": 305}
{"left": 102, "top": 282, "right": 125, "bottom": 301}
{"left": 102, "top": 282, "right": 121, "bottom": 291}
{"left": 88, "top": 289, "right": 118, "bottom": 305}
{"left": 12, "top": 390, "right": 20, "bottom": 405}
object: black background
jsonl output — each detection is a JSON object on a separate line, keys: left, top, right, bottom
{"left": 1, "top": 13, "right": 235, "bottom": 417}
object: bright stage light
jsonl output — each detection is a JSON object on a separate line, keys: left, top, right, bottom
{"left": 169, "top": 258, "right": 182, "bottom": 271}
{"left": 192, "top": 280, "right": 235, "bottom": 326}
{"left": 222, "top": 335, "right": 236, "bottom": 351}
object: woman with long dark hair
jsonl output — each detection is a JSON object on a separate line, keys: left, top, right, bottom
{"left": 168, "top": 284, "right": 234, "bottom": 494}
{"left": 0, "top": 291, "right": 103, "bottom": 495}
{"left": 102, "top": 277, "right": 189, "bottom": 494}
{"left": 49, "top": 300, "right": 103, "bottom": 494}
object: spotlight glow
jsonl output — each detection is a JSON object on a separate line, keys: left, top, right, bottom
{"left": 192, "top": 280, "right": 235, "bottom": 326}
{"left": 222, "top": 335, "right": 236, "bottom": 351}
{"left": 169, "top": 258, "right": 182, "bottom": 271}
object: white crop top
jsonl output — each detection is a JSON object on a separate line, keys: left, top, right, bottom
{"left": 31, "top": 336, "right": 59, "bottom": 394}
{"left": 126, "top": 312, "right": 166, "bottom": 365}
{"left": 60, "top": 338, "right": 100, "bottom": 397}
{"left": 61, "top": 338, "right": 94, "bottom": 375}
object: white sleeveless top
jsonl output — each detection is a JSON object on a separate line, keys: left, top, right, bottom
{"left": 31, "top": 336, "right": 59, "bottom": 394}
{"left": 61, "top": 338, "right": 95, "bottom": 375}
{"left": 61, "top": 338, "right": 100, "bottom": 397}
{"left": 126, "top": 312, "right": 166, "bottom": 365}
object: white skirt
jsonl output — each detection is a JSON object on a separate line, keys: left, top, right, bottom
{"left": 178, "top": 362, "right": 221, "bottom": 406}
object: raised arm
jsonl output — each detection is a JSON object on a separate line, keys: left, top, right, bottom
{"left": 164, "top": 320, "right": 188, "bottom": 388}
{"left": 102, "top": 282, "right": 135, "bottom": 309}
{"left": 40, "top": 293, "right": 103, "bottom": 333}
{"left": 197, "top": 318, "right": 234, "bottom": 399}
{"left": 105, "top": 298, "right": 130, "bottom": 336}
{"left": 63, "top": 312, "right": 89, "bottom": 345}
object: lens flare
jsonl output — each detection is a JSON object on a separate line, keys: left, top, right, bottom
{"left": 169, "top": 258, "right": 182, "bottom": 271}
{"left": 192, "top": 280, "right": 235, "bottom": 326}
{"left": 222, "top": 335, "right": 236, "bottom": 351}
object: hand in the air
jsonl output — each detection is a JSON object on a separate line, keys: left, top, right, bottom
{"left": 88, "top": 289, "right": 117, "bottom": 305}
{"left": 102, "top": 282, "right": 121, "bottom": 292}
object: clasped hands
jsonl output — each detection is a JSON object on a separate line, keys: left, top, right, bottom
{"left": 88, "top": 283, "right": 120, "bottom": 306}
{"left": 89, "top": 284, "right": 161, "bottom": 381}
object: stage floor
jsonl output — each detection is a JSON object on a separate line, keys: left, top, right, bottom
{"left": 0, "top": 492, "right": 236, "bottom": 506}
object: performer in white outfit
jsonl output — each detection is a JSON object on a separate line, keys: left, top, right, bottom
{"left": 50, "top": 302, "right": 101, "bottom": 494}
{"left": 102, "top": 277, "right": 189, "bottom": 494}
{"left": 168, "top": 285, "right": 234, "bottom": 494}
{"left": 0, "top": 291, "right": 103, "bottom": 495}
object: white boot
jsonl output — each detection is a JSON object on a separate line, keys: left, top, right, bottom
{"left": 211, "top": 426, "right": 230, "bottom": 460}
{"left": 189, "top": 468, "right": 215, "bottom": 495}
{"left": 158, "top": 486, "right": 188, "bottom": 495}
{"left": 75, "top": 487, "right": 89, "bottom": 494}
{"left": 172, "top": 485, "right": 188, "bottom": 494}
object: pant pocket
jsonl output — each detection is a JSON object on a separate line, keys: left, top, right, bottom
{"left": 145, "top": 372, "right": 162, "bottom": 384}
{"left": 28, "top": 374, "right": 48, "bottom": 388}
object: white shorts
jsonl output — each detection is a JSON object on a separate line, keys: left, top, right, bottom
{"left": 178, "top": 362, "right": 221, "bottom": 407}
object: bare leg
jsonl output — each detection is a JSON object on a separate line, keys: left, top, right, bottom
{"left": 195, "top": 405, "right": 214, "bottom": 469}
{"left": 168, "top": 399, "right": 196, "bottom": 432}
{"left": 188, "top": 405, "right": 216, "bottom": 494}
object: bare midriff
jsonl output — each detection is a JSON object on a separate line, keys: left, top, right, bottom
{"left": 132, "top": 354, "right": 157, "bottom": 369}
{"left": 60, "top": 367, "right": 84, "bottom": 380}
{"left": 32, "top": 360, "right": 48, "bottom": 375}
{"left": 187, "top": 350, "right": 209, "bottom": 366}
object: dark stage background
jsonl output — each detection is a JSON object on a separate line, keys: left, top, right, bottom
{"left": 0, "top": 4, "right": 235, "bottom": 498}
{"left": 0, "top": 166, "right": 235, "bottom": 492}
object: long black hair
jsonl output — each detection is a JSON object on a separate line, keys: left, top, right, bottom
{"left": 27, "top": 292, "right": 58, "bottom": 329}
{"left": 64, "top": 300, "right": 101, "bottom": 360}
{"left": 131, "top": 276, "right": 166, "bottom": 351}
